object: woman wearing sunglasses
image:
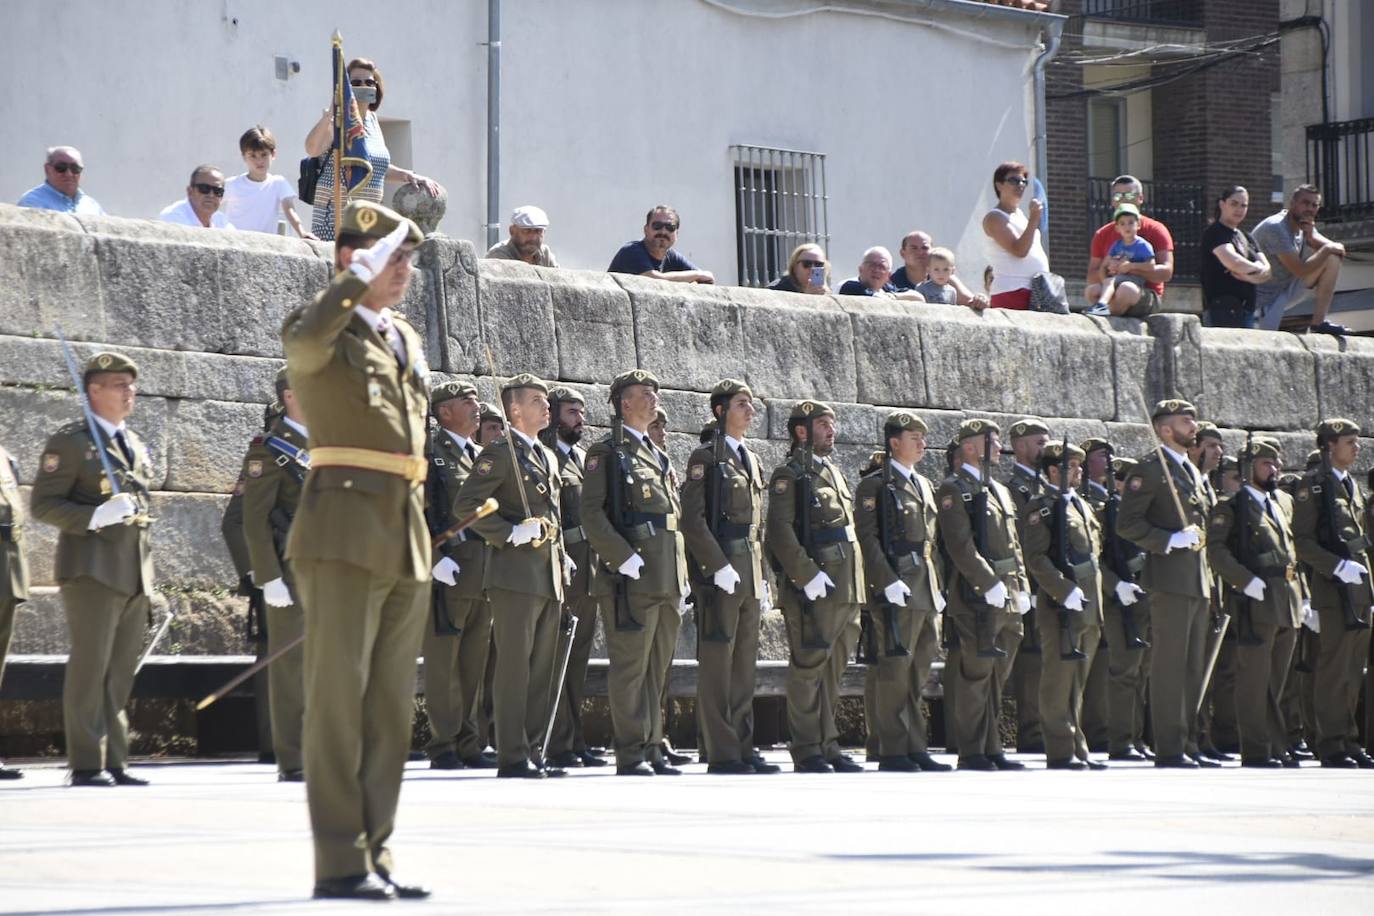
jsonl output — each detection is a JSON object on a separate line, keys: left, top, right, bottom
{"left": 304, "top": 58, "right": 442, "bottom": 241}
{"left": 982, "top": 160, "right": 1050, "bottom": 310}
{"left": 768, "top": 243, "right": 832, "bottom": 294}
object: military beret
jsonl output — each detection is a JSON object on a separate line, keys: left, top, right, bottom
{"left": 548, "top": 385, "right": 585, "bottom": 406}
{"left": 338, "top": 200, "right": 423, "bottom": 244}
{"left": 1195, "top": 421, "right": 1222, "bottom": 442}
{"left": 84, "top": 351, "right": 139, "bottom": 380}
{"left": 1219, "top": 455, "right": 1240, "bottom": 473}
{"left": 1316, "top": 418, "right": 1361, "bottom": 443}
{"left": 1243, "top": 439, "right": 1281, "bottom": 461}
{"left": 274, "top": 365, "right": 291, "bottom": 398}
{"left": 1152, "top": 398, "right": 1197, "bottom": 421}
{"left": 1113, "top": 456, "right": 1137, "bottom": 480}
{"left": 1080, "top": 436, "right": 1112, "bottom": 455}
{"left": 653, "top": 407, "right": 668, "bottom": 426}
{"left": 789, "top": 400, "right": 836, "bottom": 422}
{"left": 430, "top": 380, "right": 479, "bottom": 408}
{"left": 609, "top": 368, "right": 660, "bottom": 401}
{"left": 478, "top": 401, "right": 505, "bottom": 424}
{"left": 500, "top": 373, "right": 548, "bottom": 395}
{"left": 884, "top": 411, "right": 928, "bottom": 434}
{"left": 1305, "top": 449, "right": 1322, "bottom": 469}
{"left": 1008, "top": 417, "right": 1049, "bottom": 439}
{"left": 1039, "top": 441, "right": 1085, "bottom": 470}
{"left": 710, "top": 378, "right": 753, "bottom": 401}
{"left": 956, "top": 418, "right": 1000, "bottom": 442}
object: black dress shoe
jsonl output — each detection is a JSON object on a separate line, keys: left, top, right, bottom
{"left": 1155, "top": 755, "right": 1199, "bottom": 769}
{"left": 911, "top": 751, "right": 953, "bottom": 772}
{"left": 1084, "top": 758, "right": 1108, "bottom": 771}
{"left": 1189, "top": 754, "right": 1222, "bottom": 769}
{"left": 1280, "top": 754, "right": 1302, "bottom": 769}
{"left": 1241, "top": 757, "right": 1283, "bottom": 768}
{"left": 1321, "top": 754, "right": 1358, "bottom": 768}
{"left": 990, "top": 754, "right": 1025, "bottom": 771}
{"left": 496, "top": 762, "right": 546, "bottom": 779}
{"left": 1109, "top": 750, "right": 1147, "bottom": 762}
{"left": 660, "top": 744, "right": 693, "bottom": 766}
{"left": 0, "top": 764, "right": 22, "bottom": 780}
{"left": 827, "top": 755, "right": 864, "bottom": 773}
{"left": 877, "top": 755, "right": 918, "bottom": 772}
{"left": 794, "top": 755, "right": 834, "bottom": 774}
{"left": 1350, "top": 750, "right": 1374, "bottom": 769}
{"left": 1046, "top": 758, "right": 1086, "bottom": 771}
{"left": 1290, "top": 741, "right": 1314, "bottom": 759}
{"left": 747, "top": 754, "right": 782, "bottom": 774}
{"left": 706, "top": 760, "right": 754, "bottom": 775}
{"left": 650, "top": 761, "right": 682, "bottom": 776}
{"left": 462, "top": 753, "right": 499, "bottom": 769}
{"left": 70, "top": 769, "right": 116, "bottom": 787}
{"left": 430, "top": 751, "right": 464, "bottom": 770}
{"left": 547, "top": 751, "right": 582, "bottom": 768}
{"left": 1134, "top": 743, "right": 1155, "bottom": 761}
{"left": 540, "top": 765, "right": 567, "bottom": 778}
{"left": 1201, "top": 747, "right": 1234, "bottom": 762}
{"left": 958, "top": 755, "right": 998, "bottom": 771}
{"left": 109, "top": 769, "right": 149, "bottom": 786}
{"left": 312, "top": 874, "right": 395, "bottom": 900}
{"left": 258, "top": 751, "right": 276, "bottom": 765}
{"left": 378, "top": 873, "right": 432, "bottom": 900}
{"left": 617, "top": 762, "right": 655, "bottom": 776}
{"left": 278, "top": 769, "right": 304, "bottom": 783}
{"left": 578, "top": 750, "right": 609, "bottom": 768}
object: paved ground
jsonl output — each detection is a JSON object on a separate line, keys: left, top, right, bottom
{"left": 1, "top": 751, "right": 1372, "bottom": 914}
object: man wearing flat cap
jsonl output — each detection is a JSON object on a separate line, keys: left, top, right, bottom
{"left": 937, "top": 419, "right": 1031, "bottom": 771}
{"left": 421, "top": 380, "right": 497, "bottom": 771}
{"left": 854, "top": 411, "right": 950, "bottom": 772}
{"left": 1117, "top": 398, "right": 1217, "bottom": 769}
{"left": 280, "top": 200, "right": 432, "bottom": 900}
{"left": 455, "top": 375, "right": 568, "bottom": 779}
{"left": 1291, "top": 418, "right": 1374, "bottom": 768}
{"left": 1207, "top": 438, "right": 1305, "bottom": 767}
{"left": 681, "top": 380, "right": 776, "bottom": 774}
{"left": 581, "top": 369, "right": 690, "bottom": 776}
{"left": 1005, "top": 417, "right": 1049, "bottom": 754}
{"left": 31, "top": 350, "right": 155, "bottom": 788}
{"left": 485, "top": 205, "right": 558, "bottom": 267}
{"left": 765, "top": 400, "right": 866, "bottom": 773}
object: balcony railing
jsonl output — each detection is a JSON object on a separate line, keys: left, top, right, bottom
{"left": 1082, "top": 0, "right": 1203, "bottom": 27}
{"left": 1087, "top": 177, "right": 1206, "bottom": 284}
{"left": 1307, "top": 118, "right": 1374, "bottom": 223}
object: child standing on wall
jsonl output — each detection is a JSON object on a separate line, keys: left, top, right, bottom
{"left": 914, "top": 247, "right": 972, "bottom": 307}
{"left": 223, "top": 126, "right": 317, "bottom": 239}
{"left": 1092, "top": 203, "right": 1154, "bottom": 314}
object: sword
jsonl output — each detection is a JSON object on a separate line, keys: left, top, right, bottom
{"left": 134, "top": 607, "right": 177, "bottom": 676}
{"left": 1195, "top": 611, "right": 1233, "bottom": 718}
{"left": 538, "top": 614, "right": 579, "bottom": 766}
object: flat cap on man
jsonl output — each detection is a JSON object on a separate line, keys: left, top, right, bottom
{"left": 789, "top": 400, "right": 836, "bottom": 422}
{"left": 1151, "top": 398, "right": 1197, "bottom": 421}
{"left": 510, "top": 205, "right": 549, "bottom": 229}
{"left": 884, "top": 410, "right": 928, "bottom": 434}
{"left": 83, "top": 351, "right": 139, "bottom": 382}
{"left": 500, "top": 373, "right": 548, "bottom": 395}
{"left": 338, "top": 200, "right": 423, "bottom": 244}
{"left": 1008, "top": 417, "right": 1049, "bottom": 439}
{"left": 1316, "top": 418, "right": 1361, "bottom": 443}
{"left": 956, "top": 418, "right": 1000, "bottom": 442}
{"left": 609, "top": 368, "right": 660, "bottom": 401}
{"left": 430, "top": 380, "right": 479, "bottom": 408}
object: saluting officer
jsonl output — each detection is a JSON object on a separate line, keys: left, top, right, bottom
{"left": 1206, "top": 438, "right": 1304, "bottom": 767}
{"left": 854, "top": 411, "right": 950, "bottom": 773}
{"left": 766, "top": 400, "right": 866, "bottom": 773}
{"left": 0, "top": 443, "right": 31, "bottom": 780}
{"left": 1291, "top": 419, "right": 1374, "bottom": 768}
{"left": 581, "top": 369, "right": 690, "bottom": 776}
{"left": 542, "top": 385, "right": 609, "bottom": 769}
{"left": 936, "top": 418, "right": 1031, "bottom": 771}
{"left": 422, "top": 380, "right": 497, "bottom": 770}
{"left": 238, "top": 367, "right": 311, "bottom": 781}
{"left": 1005, "top": 417, "right": 1048, "bottom": 754}
{"left": 1020, "top": 442, "right": 1106, "bottom": 770}
{"left": 680, "top": 379, "right": 778, "bottom": 774}
{"left": 280, "top": 200, "right": 431, "bottom": 901}
{"left": 31, "top": 351, "right": 154, "bottom": 788}
{"left": 1116, "top": 399, "right": 1216, "bottom": 769}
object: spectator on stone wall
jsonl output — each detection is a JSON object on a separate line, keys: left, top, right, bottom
{"left": 1084, "top": 175, "right": 1173, "bottom": 317}
{"left": 1199, "top": 185, "right": 1271, "bottom": 329}
{"left": 485, "top": 205, "right": 558, "bottom": 266}
{"left": 223, "top": 126, "right": 315, "bottom": 238}
{"left": 913, "top": 247, "right": 965, "bottom": 306}
{"left": 159, "top": 165, "right": 234, "bottom": 229}
{"left": 1088, "top": 204, "right": 1156, "bottom": 317}
{"left": 839, "top": 247, "right": 908, "bottom": 298}
{"left": 768, "top": 243, "right": 830, "bottom": 294}
{"left": 608, "top": 205, "right": 714, "bottom": 283}
{"left": 1252, "top": 184, "right": 1348, "bottom": 334}
{"left": 982, "top": 161, "right": 1049, "bottom": 310}
{"left": 892, "top": 230, "right": 989, "bottom": 309}
{"left": 18, "top": 146, "right": 105, "bottom": 216}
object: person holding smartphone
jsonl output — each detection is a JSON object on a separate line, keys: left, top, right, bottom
{"left": 769, "top": 243, "right": 831, "bottom": 294}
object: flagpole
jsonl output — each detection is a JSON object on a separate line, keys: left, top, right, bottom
{"left": 332, "top": 30, "right": 344, "bottom": 241}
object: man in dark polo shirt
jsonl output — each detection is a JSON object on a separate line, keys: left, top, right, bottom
{"left": 608, "top": 205, "right": 714, "bottom": 284}
{"left": 1084, "top": 175, "right": 1174, "bottom": 317}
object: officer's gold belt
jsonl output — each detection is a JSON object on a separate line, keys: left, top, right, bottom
{"left": 309, "top": 447, "right": 428, "bottom": 482}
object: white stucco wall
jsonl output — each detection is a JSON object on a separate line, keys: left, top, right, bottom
{"left": 2, "top": 0, "right": 1044, "bottom": 284}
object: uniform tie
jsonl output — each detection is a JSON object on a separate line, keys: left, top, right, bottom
{"left": 464, "top": 442, "right": 476, "bottom": 464}
{"left": 375, "top": 313, "right": 406, "bottom": 365}
{"left": 113, "top": 430, "right": 135, "bottom": 466}
{"left": 736, "top": 444, "right": 750, "bottom": 477}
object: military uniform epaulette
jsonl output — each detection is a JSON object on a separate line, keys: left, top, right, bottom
{"left": 250, "top": 435, "right": 266, "bottom": 447}
{"left": 57, "top": 419, "right": 87, "bottom": 436}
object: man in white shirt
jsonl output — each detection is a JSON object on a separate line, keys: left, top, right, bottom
{"left": 159, "top": 165, "right": 235, "bottom": 229}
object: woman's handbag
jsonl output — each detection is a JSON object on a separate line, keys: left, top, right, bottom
{"left": 298, "top": 154, "right": 327, "bottom": 207}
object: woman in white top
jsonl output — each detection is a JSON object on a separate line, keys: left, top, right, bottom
{"left": 981, "top": 160, "right": 1050, "bottom": 310}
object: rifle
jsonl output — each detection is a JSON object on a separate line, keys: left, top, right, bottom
{"left": 607, "top": 407, "right": 643, "bottom": 632}
{"left": 1100, "top": 444, "right": 1149, "bottom": 650}
{"left": 697, "top": 422, "right": 731, "bottom": 643}
{"left": 1052, "top": 437, "right": 1087, "bottom": 661}
{"left": 424, "top": 424, "right": 461, "bottom": 636}
{"left": 1020, "top": 464, "right": 1044, "bottom": 657}
{"left": 1317, "top": 444, "right": 1371, "bottom": 632}
{"left": 1232, "top": 431, "right": 1264, "bottom": 646}
{"left": 792, "top": 415, "right": 829, "bottom": 650}
{"left": 964, "top": 429, "right": 1006, "bottom": 658}
{"left": 876, "top": 441, "right": 909, "bottom": 657}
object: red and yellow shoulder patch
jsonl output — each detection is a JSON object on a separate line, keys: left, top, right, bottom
{"left": 247, "top": 460, "right": 264, "bottom": 478}
{"left": 773, "top": 477, "right": 790, "bottom": 495}
{"left": 41, "top": 452, "right": 60, "bottom": 473}
{"left": 476, "top": 458, "right": 495, "bottom": 476}
{"left": 587, "top": 455, "right": 601, "bottom": 473}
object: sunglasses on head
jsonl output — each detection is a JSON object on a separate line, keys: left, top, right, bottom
{"left": 193, "top": 183, "right": 225, "bottom": 197}
{"left": 650, "top": 221, "right": 678, "bottom": 232}
{"left": 350, "top": 78, "right": 377, "bottom": 87}
{"left": 50, "top": 162, "right": 83, "bottom": 174}
{"left": 799, "top": 259, "right": 825, "bottom": 268}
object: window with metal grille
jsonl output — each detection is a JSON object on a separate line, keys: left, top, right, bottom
{"left": 731, "top": 145, "right": 829, "bottom": 288}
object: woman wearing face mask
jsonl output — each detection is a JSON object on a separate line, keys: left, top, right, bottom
{"left": 304, "top": 57, "right": 441, "bottom": 240}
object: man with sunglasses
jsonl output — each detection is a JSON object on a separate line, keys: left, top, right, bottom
{"left": 19, "top": 146, "right": 106, "bottom": 215}
{"left": 608, "top": 205, "right": 714, "bottom": 284}
{"left": 1084, "top": 176, "right": 1173, "bottom": 317}
{"left": 159, "top": 165, "right": 235, "bottom": 229}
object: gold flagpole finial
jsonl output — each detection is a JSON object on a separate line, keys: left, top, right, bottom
{"left": 331, "top": 29, "right": 342, "bottom": 46}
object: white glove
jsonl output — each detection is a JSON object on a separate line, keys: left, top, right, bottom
{"left": 1242, "top": 577, "right": 1267, "bottom": 602}
{"left": 563, "top": 553, "right": 577, "bottom": 578}
{"left": 713, "top": 565, "right": 741, "bottom": 595}
{"left": 618, "top": 553, "right": 645, "bottom": 580}
{"left": 89, "top": 493, "right": 137, "bottom": 530}
{"left": 983, "top": 580, "right": 1009, "bottom": 608}
{"left": 1302, "top": 602, "right": 1320, "bottom": 633}
{"left": 1029, "top": 594, "right": 1038, "bottom": 610}
{"left": 1063, "top": 587, "right": 1086, "bottom": 612}
{"left": 883, "top": 580, "right": 912, "bottom": 607}
{"left": 1166, "top": 526, "right": 1201, "bottom": 553}
{"left": 507, "top": 519, "right": 542, "bottom": 546}
{"left": 1114, "top": 581, "right": 1143, "bottom": 606}
{"left": 678, "top": 593, "right": 692, "bottom": 617}
{"left": 431, "top": 556, "right": 460, "bottom": 586}
{"left": 347, "top": 221, "right": 409, "bottom": 283}
{"left": 760, "top": 579, "right": 773, "bottom": 612}
{"left": 933, "top": 590, "right": 947, "bottom": 613}
{"left": 1334, "top": 559, "right": 1368, "bottom": 584}
{"left": 262, "top": 577, "right": 293, "bottom": 608}
{"left": 1014, "top": 591, "right": 1032, "bottom": 615}
{"left": 803, "top": 571, "right": 836, "bottom": 601}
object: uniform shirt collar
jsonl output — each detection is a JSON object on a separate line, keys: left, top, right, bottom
{"left": 1088, "top": 479, "right": 1110, "bottom": 497}
{"left": 1161, "top": 444, "right": 1190, "bottom": 467}
{"left": 889, "top": 458, "right": 915, "bottom": 481}
{"left": 1244, "top": 485, "right": 1272, "bottom": 506}
{"left": 556, "top": 439, "right": 573, "bottom": 457}
{"left": 92, "top": 414, "right": 126, "bottom": 438}
{"left": 723, "top": 434, "right": 745, "bottom": 454}
{"left": 622, "top": 424, "right": 648, "bottom": 445}
{"left": 1015, "top": 462, "right": 1038, "bottom": 478}
{"left": 510, "top": 427, "right": 538, "bottom": 450}
{"left": 445, "top": 429, "right": 473, "bottom": 452}
{"left": 352, "top": 305, "right": 396, "bottom": 334}
{"left": 961, "top": 462, "right": 982, "bottom": 481}
{"left": 1331, "top": 466, "right": 1348, "bottom": 481}
{"left": 283, "top": 417, "right": 309, "bottom": 439}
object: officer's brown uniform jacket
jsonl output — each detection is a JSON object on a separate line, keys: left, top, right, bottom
{"left": 1116, "top": 450, "right": 1214, "bottom": 599}
{"left": 855, "top": 461, "right": 941, "bottom": 610}
{"left": 1207, "top": 488, "right": 1304, "bottom": 629}
{"left": 552, "top": 440, "right": 598, "bottom": 599}
{"left": 765, "top": 453, "right": 865, "bottom": 604}
{"left": 241, "top": 419, "right": 309, "bottom": 589}
{"left": 30, "top": 420, "right": 154, "bottom": 596}
{"left": 1291, "top": 467, "right": 1374, "bottom": 616}
{"left": 935, "top": 466, "right": 1028, "bottom": 607}
{"left": 680, "top": 437, "right": 766, "bottom": 600}
{"left": 1020, "top": 485, "right": 1105, "bottom": 626}
{"left": 428, "top": 429, "right": 487, "bottom": 599}
{"left": 1, "top": 447, "right": 30, "bottom": 603}
{"left": 280, "top": 273, "right": 430, "bottom": 581}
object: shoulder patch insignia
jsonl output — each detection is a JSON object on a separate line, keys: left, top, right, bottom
{"left": 247, "top": 460, "right": 264, "bottom": 478}
{"left": 587, "top": 455, "right": 600, "bottom": 473}
{"left": 476, "top": 458, "right": 495, "bottom": 476}
{"left": 774, "top": 478, "right": 790, "bottom": 495}
{"left": 1129, "top": 476, "right": 1143, "bottom": 491}
{"left": 861, "top": 495, "right": 876, "bottom": 511}
{"left": 689, "top": 464, "right": 705, "bottom": 481}
{"left": 941, "top": 494, "right": 954, "bottom": 510}
{"left": 42, "top": 452, "right": 60, "bottom": 473}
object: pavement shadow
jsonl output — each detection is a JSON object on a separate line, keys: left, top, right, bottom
{"left": 976, "top": 849, "right": 1374, "bottom": 882}
{"left": 4, "top": 903, "right": 311, "bottom": 916}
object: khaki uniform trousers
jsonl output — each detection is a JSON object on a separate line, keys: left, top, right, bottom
{"left": 0, "top": 597, "right": 18, "bottom": 686}
{"left": 487, "top": 588, "right": 558, "bottom": 768}
{"left": 296, "top": 559, "right": 427, "bottom": 883}
{"left": 266, "top": 601, "right": 306, "bottom": 773}
{"left": 868, "top": 605, "right": 940, "bottom": 757}
{"left": 696, "top": 589, "right": 762, "bottom": 765}
{"left": 61, "top": 579, "right": 148, "bottom": 771}
{"left": 1010, "top": 612, "right": 1042, "bottom": 750}
{"left": 1103, "top": 597, "right": 1151, "bottom": 755}
{"left": 547, "top": 593, "right": 600, "bottom": 758}
{"left": 1148, "top": 594, "right": 1209, "bottom": 758}
{"left": 651, "top": 601, "right": 684, "bottom": 761}
{"left": 1312, "top": 603, "right": 1374, "bottom": 758}
{"left": 604, "top": 593, "right": 677, "bottom": 767}
{"left": 1202, "top": 631, "right": 1239, "bottom": 750}
{"left": 1081, "top": 637, "right": 1110, "bottom": 750}
{"left": 1281, "top": 633, "right": 1317, "bottom": 747}
{"left": 948, "top": 604, "right": 1020, "bottom": 761}
{"left": 421, "top": 591, "right": 493, "bottom": 760}
{"left": 781, "top": 592, "right": 859, "bottom": 763}
{"left": 1234, "top": 617, "right": 1296, "bottom": 760}
{"left": 1037, "top": 611, "right": 1101, "bottom": 762}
